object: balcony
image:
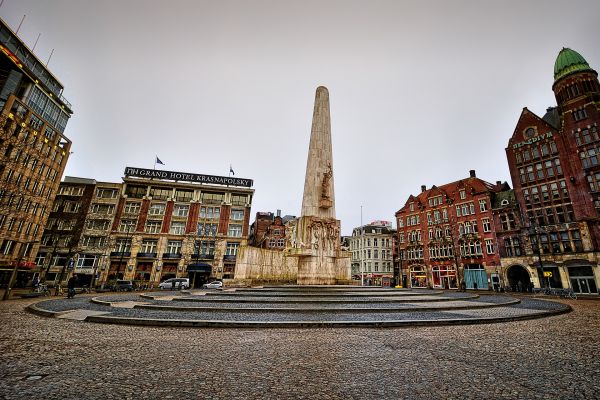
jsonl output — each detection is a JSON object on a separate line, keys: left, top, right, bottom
{"left": 137, "top": 252, "right": 157, "bottom": 259}
{"left": 162, "top": 252, "right": 182, "bottom": 259}
{"left": 110, "top": 251, "right": 131, "bottom": 258}
{"left": 223, "top": 255, "right": 237, "bottom": 262}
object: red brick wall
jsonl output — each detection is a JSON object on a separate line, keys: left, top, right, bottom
{"left": 186, "top": 203, "right": 199, "bottom": 234}
{"left": 111, "top": 197, "right": 126, "bottom": 232}
{"left": 162, "top": 201, "right": 174, "bottom": 234}
{"left": 136, "top": 199, "right": 150, "bottom": 232}
{"left": 219, "top": 205, "right": 231, "bottom": 235}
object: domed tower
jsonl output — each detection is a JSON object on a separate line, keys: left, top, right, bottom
{"left": 552, "top": 48, "right": 599, "bottom": 122}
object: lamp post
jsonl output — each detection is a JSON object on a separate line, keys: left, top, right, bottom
{"left": 3, "top": 241, "right": 38, "bottom": 301}
{"left": 529, "top": 221, "right": 548, "bottom": 289}
{"left": 115, "top": 224, "right": 133, "bottom": 281}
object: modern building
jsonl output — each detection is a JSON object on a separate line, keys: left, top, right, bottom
{"left": 0, "top": 18, "right": 73, "bottom": 287}
{"left": 502, "top": 48, "right": 600, "bottom": 294}
{"left": 348, "top": 221, "right": 395, "bottom": 286}
{"left": 395, "top": 171, "right": 508, "bottom": 290}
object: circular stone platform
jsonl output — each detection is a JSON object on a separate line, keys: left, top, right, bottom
{"left": 27, "top": 286, "right": 571, "bottom": 328}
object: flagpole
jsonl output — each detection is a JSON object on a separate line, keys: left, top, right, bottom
{"left": 154, "top": 156, "right": 157, "bottom": 170}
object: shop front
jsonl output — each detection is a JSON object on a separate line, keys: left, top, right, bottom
{"left": 134, "top": 262, "right": 152, "bottom": 285}
{"left": 464, "top": 264, "right": 487, "bottom": 290}
{"left": 432, "top": 265, "right": 457, "bottom": 289}
{"left": 568, "top": 265, "right": 598, "bottom": 295}
{"left": 410, "top": 265, "right": 428, "bottom": 288}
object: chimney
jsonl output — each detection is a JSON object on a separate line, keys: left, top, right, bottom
{"left": 421, "top": 185, "right": 426, "bottom": 193}
{"left": 469, "top": 170, "right": 476, "bottom": 178}
{"left": 496, "top": 181, "right": 501, "bottom": 185}
{"left": 276, "top": 209, "right": 281, "bottom": 217}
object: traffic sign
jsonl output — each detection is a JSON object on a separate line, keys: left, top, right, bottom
{"left": 543, "top": 271, "right": 552, "bottom": 277}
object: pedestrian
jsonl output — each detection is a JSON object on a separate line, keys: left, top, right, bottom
{"left": 67, "top": 274, "right": 78, "bottom": 298}
{"left": 32, "top": 275, "right": 40, "bottom": 290}
{"left": 474, "top": 281, "right": 478, "bottom": 291}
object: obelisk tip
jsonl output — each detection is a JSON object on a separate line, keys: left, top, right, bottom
{"left": 316, "top": 86, "right": 329, "bottom": 95}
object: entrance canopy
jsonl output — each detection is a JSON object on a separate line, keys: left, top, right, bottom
{"left": 187, "top": 263, "right": 212, "bottom": 273}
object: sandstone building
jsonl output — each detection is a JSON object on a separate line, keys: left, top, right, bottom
{"left": 348, "top": 221, "right": 395, "bottom": 286}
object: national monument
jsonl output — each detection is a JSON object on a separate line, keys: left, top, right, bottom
{"left": 233, "top": 86, "right": 351, "bottom": 285}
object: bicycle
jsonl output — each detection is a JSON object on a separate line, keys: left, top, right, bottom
{"left": 33, "top": 283, "right": 50, "bottom": 296}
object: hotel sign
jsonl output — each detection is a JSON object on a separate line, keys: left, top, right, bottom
{"left": 124, "top": 167, "right": 253, "bottom": 188}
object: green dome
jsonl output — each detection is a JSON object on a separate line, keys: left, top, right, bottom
{"left": 554, "top": 48, "right": 593, "bottom": 82}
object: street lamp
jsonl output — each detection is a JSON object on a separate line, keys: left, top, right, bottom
{"left": 528, "top": 221, "right": 548, "bottom": 289}
{"left": 115, "top": 224, "right": 134, "bottom": 281}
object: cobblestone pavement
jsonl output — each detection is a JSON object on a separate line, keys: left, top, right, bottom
{"left": 1, "top": 296, "right": 598, "bottom": 399}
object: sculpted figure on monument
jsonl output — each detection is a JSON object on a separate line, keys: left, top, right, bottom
{"left": 321, "top": 163, "right": 332, "bottom": 200}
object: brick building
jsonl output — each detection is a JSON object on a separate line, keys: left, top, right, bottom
{"left": 502, "top": 48, "right": 600, "bottom": 294}
{"left": 395, "top": 171, "right": 508, "bottom": 290}
{"left": 0, "top": 18, "right": 73, "bottom": 288}
{"left": 36, "top": 177, "right": 97, "bottom": 287}
{"left": 248, "top": 210, "right": 295, "bottom": 250}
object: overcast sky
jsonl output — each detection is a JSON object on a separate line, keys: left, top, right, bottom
{"left": 2, "top": 0, "right": 599, "bottom": 235}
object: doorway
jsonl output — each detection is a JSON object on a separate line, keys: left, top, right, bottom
{"left": 506, "top": 265, "right": 530, "bottom": 292}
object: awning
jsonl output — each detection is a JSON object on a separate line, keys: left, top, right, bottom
{"left": 187, "top": 263, "right": 212, "bottom": 273}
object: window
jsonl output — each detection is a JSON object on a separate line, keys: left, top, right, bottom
{"left": 119, "top": 219, "right": 136, "bottom": 232}
{"left": 90, "top": 203, "right": 114, "bottom": 214}
{"left": 115, "top": 238, "right": 131, "bottom": 252}
{"left": 96, "top": 188, "right": 118, "bottom": 199}
{"left": 228, "top": 224, "right": 242, "bottom": 237}
{"left": 125, "top": 185, "right": 146, "bottom": 199}
{"left": 202, "top": 192, "right": 224, "bottom": 204}
{"left": 87, "top": 219, "right": 110, "bottom": 231}
{"left": 169, "top": 221, "right": 186, "bottom": 235}
{"left": 200, "top": 206, "right": 220, "bottom": 219}
{"left": 199, "top": 240, "right": 215, "bottom": 255}
{"left": 145, "top": 220, "right": 162, "bottom": 234}
{"left": 149, "top": 203, "right": 166, "bottom": 215}
{"left": 198, "top": 223, "right": 218, "bottom": 236}
{"left": 231, "top": 194, "right": 247, "bottom": 206}
{"left": 151, "top": 187, "right": 171, "bottom": 200}
{"left": 167, "top": 240, "right": 182, "bottom": 254}
{"left": 479, "top": 199, "right": 487, "bottom": 212}
{"left": 141, "top": 240, "right": 157, "bottom": 253}
{"left": 231, "top": 209, "right": 244, "bottom": 221}
{"left": 175, "top": 190, "right": 193, "bottom": 202}
{"left": 81, "top": 236, "right": 107, "bottom": 247}
{"left": 76, "top": 254, "right": 99, "bottom": 267}
{"left": 459, "top": 190, "right": 466, "bottom": 199}
{"left": 226, "top": 242, "right": 240, "bottom": 256}
{"left": 173, "top": 204, "right": 189, "bottom": 217}
{"left": 485, "top": 239, "right": 495, "bottom": 254}
{"left": 124, "top": 202, "right": 141, "bottom": 214}
{"left": 0, "top": 240, "right": 14, "bottom": 255}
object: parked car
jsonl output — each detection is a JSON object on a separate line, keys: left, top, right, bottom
{"left": 202, "top": 281, "right": 223, "bottom": 289}
{"left": 158, "top": 278, "right": 190, "bottom": 290}
{"left": 113, "top": 280, "right": 134, "bottom": 292}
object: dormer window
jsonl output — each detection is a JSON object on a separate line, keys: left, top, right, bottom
{"left": 459, "top": 190, "right": 466, "bottom": 200}
{"left": 500, "top": 199, "right": 510, "bottom": 206}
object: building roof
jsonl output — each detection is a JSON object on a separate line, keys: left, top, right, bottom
{"left": 554, "top": 48, "right": 595, "bottom": 82}
{"left": 541, "top": 107, "right": 560, "bottom": 129}
{"left": 395, "top": 175, "right": 506, "bottom": 215}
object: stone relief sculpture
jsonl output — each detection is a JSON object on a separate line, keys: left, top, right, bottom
{"left": 321, "top": 163, "right": 332, "bottom": 201}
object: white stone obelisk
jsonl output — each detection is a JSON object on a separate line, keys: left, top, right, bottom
{"left": 290, "top": 86, "right": 351, "bottom": 285}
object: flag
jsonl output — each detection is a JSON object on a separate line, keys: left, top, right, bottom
{"left": 156, "top": 156, "right": 165, "bottom": 165}
{"left": 230, "top": 165, "right": 235, "bottom": 175}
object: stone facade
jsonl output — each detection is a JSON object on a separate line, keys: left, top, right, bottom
{"left": 349, "top": 222, "right": 396, "bottom": 286}
{"left": 234, "top": 86, "right": 351, "bottom": 285}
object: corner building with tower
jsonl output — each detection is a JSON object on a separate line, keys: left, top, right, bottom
{"left": 501, "top": 48, "right": 600, "bottom": 294}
